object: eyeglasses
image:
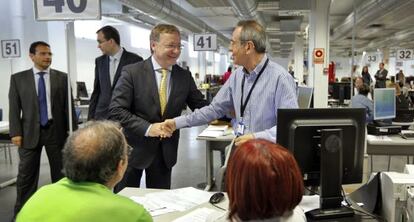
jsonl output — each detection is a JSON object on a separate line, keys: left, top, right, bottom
{"left": 163, "top": 44, "right": 183, "bottom": 50}
{"left": 97, "top": 39, "right": 109, "bottom": 45}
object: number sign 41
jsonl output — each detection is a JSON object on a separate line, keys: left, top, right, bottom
{"left": 194, "top": 34, "right": 217, "bottom": 51}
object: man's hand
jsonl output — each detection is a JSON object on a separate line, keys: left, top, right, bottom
{"left": 11, "top": 136, "right": 22, "bottom": 147}
{"left": 162, "top": 119, "right": 176, "bottom": 134}
{"left": 148, "top": 123, "right": 172, "bottom": 138}
{"left": 235, "top": 134, "right": 254, "bottom": 146}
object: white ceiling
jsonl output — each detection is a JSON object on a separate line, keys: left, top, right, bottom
{"left": 103, "top": 0, "right": 414, "bottom": 58}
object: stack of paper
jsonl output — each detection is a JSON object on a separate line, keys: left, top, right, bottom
{"left": 130, "top": 187, "right": 212, "bottom": 216}
{"left": 198, "top": 125, "right": 229, "bottom": 138}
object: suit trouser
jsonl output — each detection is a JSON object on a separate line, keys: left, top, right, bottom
{"left": 114, "top": 145, "right": 172, "bottom": 192}
{"left": 14, "top": 124, "right": 64, "bottom": 215}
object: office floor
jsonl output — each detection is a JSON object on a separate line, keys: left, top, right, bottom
{"left": 0, "top": 126, "right": 411, "bottom": 222}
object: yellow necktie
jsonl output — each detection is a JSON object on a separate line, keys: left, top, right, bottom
{"left": 159, "top": 69, "right": 168, "bottom": 115}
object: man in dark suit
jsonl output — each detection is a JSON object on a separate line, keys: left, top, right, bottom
{"left": 109, "top": 24, "right": 208, "bottom": 190}
{"left": 88, "top": 26, "right": 143, "bottom": 120}
{"left": 375, "top": 62, "right": 388, "bottom": 88}
{"left": 9, "top": 41, "right": 78, "bottom": 215}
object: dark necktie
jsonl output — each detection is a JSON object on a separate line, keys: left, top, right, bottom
{"left": 38, "top": 72, "right": 48, "bottom": 126}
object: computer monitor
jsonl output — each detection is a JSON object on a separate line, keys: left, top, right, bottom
{"left": 373, "top": 88, "right": 395, "bottom": 120}
{"left": 76, "top": 81, "right": 88, "bottom": 99}
{"left": 277, "top": 108, "right": 366, "bottom": 219}
{"left": 332, "top": 82, "right": 351, "bottom": 105}
{"left": 297, "top": 86, "right": 313, "bottom": 108}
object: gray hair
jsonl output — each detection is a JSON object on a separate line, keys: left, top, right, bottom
{"left": 63, "top": 121, "right": 127, "bottom": 184}
{"left": 237, "top": 20, "right": 267, "bottom": 53}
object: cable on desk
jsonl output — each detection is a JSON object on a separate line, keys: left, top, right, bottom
{"left": 211, "top": 203, "right": 226, "bottom": 211}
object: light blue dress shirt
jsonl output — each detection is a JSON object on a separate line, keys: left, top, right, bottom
{"left": 175, "top": 55, "right": 298, "bottom": 143}
{"left": 33, "top": 67, "right": 52, "bottom": 120}
{"left": 350, "top": 94, "right": 374, "bottom": 123}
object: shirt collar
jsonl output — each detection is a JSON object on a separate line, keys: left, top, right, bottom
{"left": 110, "top": 47, "right": 123, "bottom": 61}
{"left": 242, "top": 54, "right": 268, "bottom": 77}
{"left": 33, "top": 67, "right": 50, "bottom": 75}
{"left": 151, "top": 56, "right": 172, "bottom": 73}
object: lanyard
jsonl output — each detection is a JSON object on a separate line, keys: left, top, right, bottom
{"left": 240, "top": 58, "right": 269, "bottom": 118}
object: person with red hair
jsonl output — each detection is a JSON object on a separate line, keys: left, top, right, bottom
{"left": 208, "top": 139, "right": 305, "bottom": 221}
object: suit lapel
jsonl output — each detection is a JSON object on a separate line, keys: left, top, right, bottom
{"left": 112, "top": 49, "right": 126, "bottom": 89}
{"left": 100, "top": 57, "right": 111, "bottom": 90}
{"left": 27, "top": 69, "right": 38, "bottom": 110}
{"left": 145, "top": 59, "right": 162, "bottom": 115}
{"left": 49, "top": 69, "right": 58, "bottom": 111}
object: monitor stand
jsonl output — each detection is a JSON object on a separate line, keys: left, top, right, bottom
{"left": 373, "top": 119, "right": 392, "bottom": 127}
{"left": 306, "top": 129, "right": 354, "bottom": 220}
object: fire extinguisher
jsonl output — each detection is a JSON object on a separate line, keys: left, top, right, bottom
{"left": 328, "top": 61, "right": 335, "bottom": 83}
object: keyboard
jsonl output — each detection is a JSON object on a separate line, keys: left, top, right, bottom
{"left": 400, "top": 133, "right": 414, "bottom": 139}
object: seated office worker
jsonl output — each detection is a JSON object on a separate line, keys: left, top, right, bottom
{"left": 164, "top": 20, "right": 298, "bottom": 145}
{"left": 17, "top": 121, "right": 152, "bottom": 222}
{"left": 109, "top": 24, "right": 208, "bottom": 190}
{"left": 88, "top": 25, "right": 143, "bottom": 120}
{"left": 8, "top": 41, "right": 78, "bottom": 215}
{"left": 207, "top": 139, "right": 306, "bottom": 222}
{"left": 351, "top": 83, "right": 374, "bottom": 124}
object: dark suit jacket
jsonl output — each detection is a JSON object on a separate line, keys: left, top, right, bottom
{"left": 88, "top": 49, "right": 143, "bottom": 120}
{"left": 8, "top": 69, "right": 78, "bottom": 149}
{"left": 375, "top": 68, "right": 388, "bottom": 88}
{"left": 109, "top": 58, "right": 208, "bottom": 169}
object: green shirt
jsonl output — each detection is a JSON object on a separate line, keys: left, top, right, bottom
{"left": 17, "top": 178, "right": 152, "bottom": 222}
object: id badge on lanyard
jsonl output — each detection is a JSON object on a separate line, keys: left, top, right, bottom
{"left": 236, "top": 118, "right": 245, "bottom": 136}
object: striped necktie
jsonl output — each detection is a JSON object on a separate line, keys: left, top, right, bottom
{"left": 159, "top": 69, "right": 168, "bottom": 115}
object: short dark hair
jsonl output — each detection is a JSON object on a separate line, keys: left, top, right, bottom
{"left": 358, "top": 83, "right": 370, "bottom": 96}
{"left": 227, "top": 66, "right": 232, "bottom": 72}
{"left": 226, "top": 139, "right": 303, "bottom": 221}
{"left": 29, "top": 41, "right": 50, "bottom": 54}
{"left": 63, "top": 121, "right": 127, "bottom": 184}
{"left": 97, "top": 25, "right": 120, "bottom": 45}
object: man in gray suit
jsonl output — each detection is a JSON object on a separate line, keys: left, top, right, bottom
{"left": 374, "top": 62, "right": 388, "bottom": 88}
{"left": 9, "top": 41, "right": 78, "bottom": 215}
{"left": 109, "top": 24, "right": 208, "bottom": 190}
{"left": 88, "top": 26, "right": 143, "bottom": 120}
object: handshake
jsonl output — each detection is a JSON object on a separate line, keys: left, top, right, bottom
{"left": 148, "top": 119, "right": 176, "bottom": 138}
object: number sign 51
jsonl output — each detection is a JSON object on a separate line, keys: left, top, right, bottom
{"left": 34, "top": 0, "right": 101, "bottom": 21}
{"left": 194, "top": 34, "right": 217, "bottom": 51}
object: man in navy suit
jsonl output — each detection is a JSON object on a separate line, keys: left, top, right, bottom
{"left": 9, "top": 41, "right": 78, "bottom": 215}
{"left": 109, "top": 24, "right": 208, "bottom": 190}
{"left": 88, "top": 26, "right": 143, "bottom": 120}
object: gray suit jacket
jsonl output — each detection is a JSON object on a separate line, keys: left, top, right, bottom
{"left": 109, "top": 58, "right": 208, "bottom": 169}
{"left": 8, "top": 69, "right": 78, "bottom": 149}
{"left": 88, "top": 49, "right": 143, "bottom": 120}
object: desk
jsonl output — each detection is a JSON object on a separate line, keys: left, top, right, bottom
{"left": 118, "top": 187, "right": 227, "bottom": 222}
{"left": 0, "top": 121, "right": 16, "bottom": 188}
{"left": 119, "top": 188, "right": 379, "bottom": 222}
{"left": 196, "top": 134, "right": 234, "bottom": 191}
{"left": 367, "top": 135, "right": 414, "bottom": 172}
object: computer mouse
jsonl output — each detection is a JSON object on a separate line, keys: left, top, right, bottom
{"left": 209, "top": 192, "right": 225, "bottom": 204}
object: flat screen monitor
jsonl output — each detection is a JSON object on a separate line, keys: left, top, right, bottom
{"left": 76, "top": 81, "right": 88, "bottom": 99}
{"left": 332, "top": 82, "right": 351, "bottom": 105}
{"left": 297, "top": 86, "right": 313, "bottom": 108}
{"left": 277, "top": 108, "right": 366, "bottom": 219}
{"left": 374, "top": 88, "right": 395, "bottom": 120}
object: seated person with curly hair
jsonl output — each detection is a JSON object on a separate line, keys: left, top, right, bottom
{"left": 208, "top": 139, "right": 305, "bottom": 222}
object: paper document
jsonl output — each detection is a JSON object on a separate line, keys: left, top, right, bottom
{"left": 299, "top": 195, "right": 320, "bottom": 213}
{"left": 130, "top": 187, "right": 212, "bottom": 216}
{"left": 198, "top": 125, "right": 232, "bottom": 138}
{"left": 366, "top": 134, "right": 392, "bottom": 141}
{"left": 172, "top": 208, "right": 221, "bottom": 222}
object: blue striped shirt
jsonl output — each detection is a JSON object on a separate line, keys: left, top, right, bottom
{"left": 175, "top": 55, "right": 298, "bottom": 142}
